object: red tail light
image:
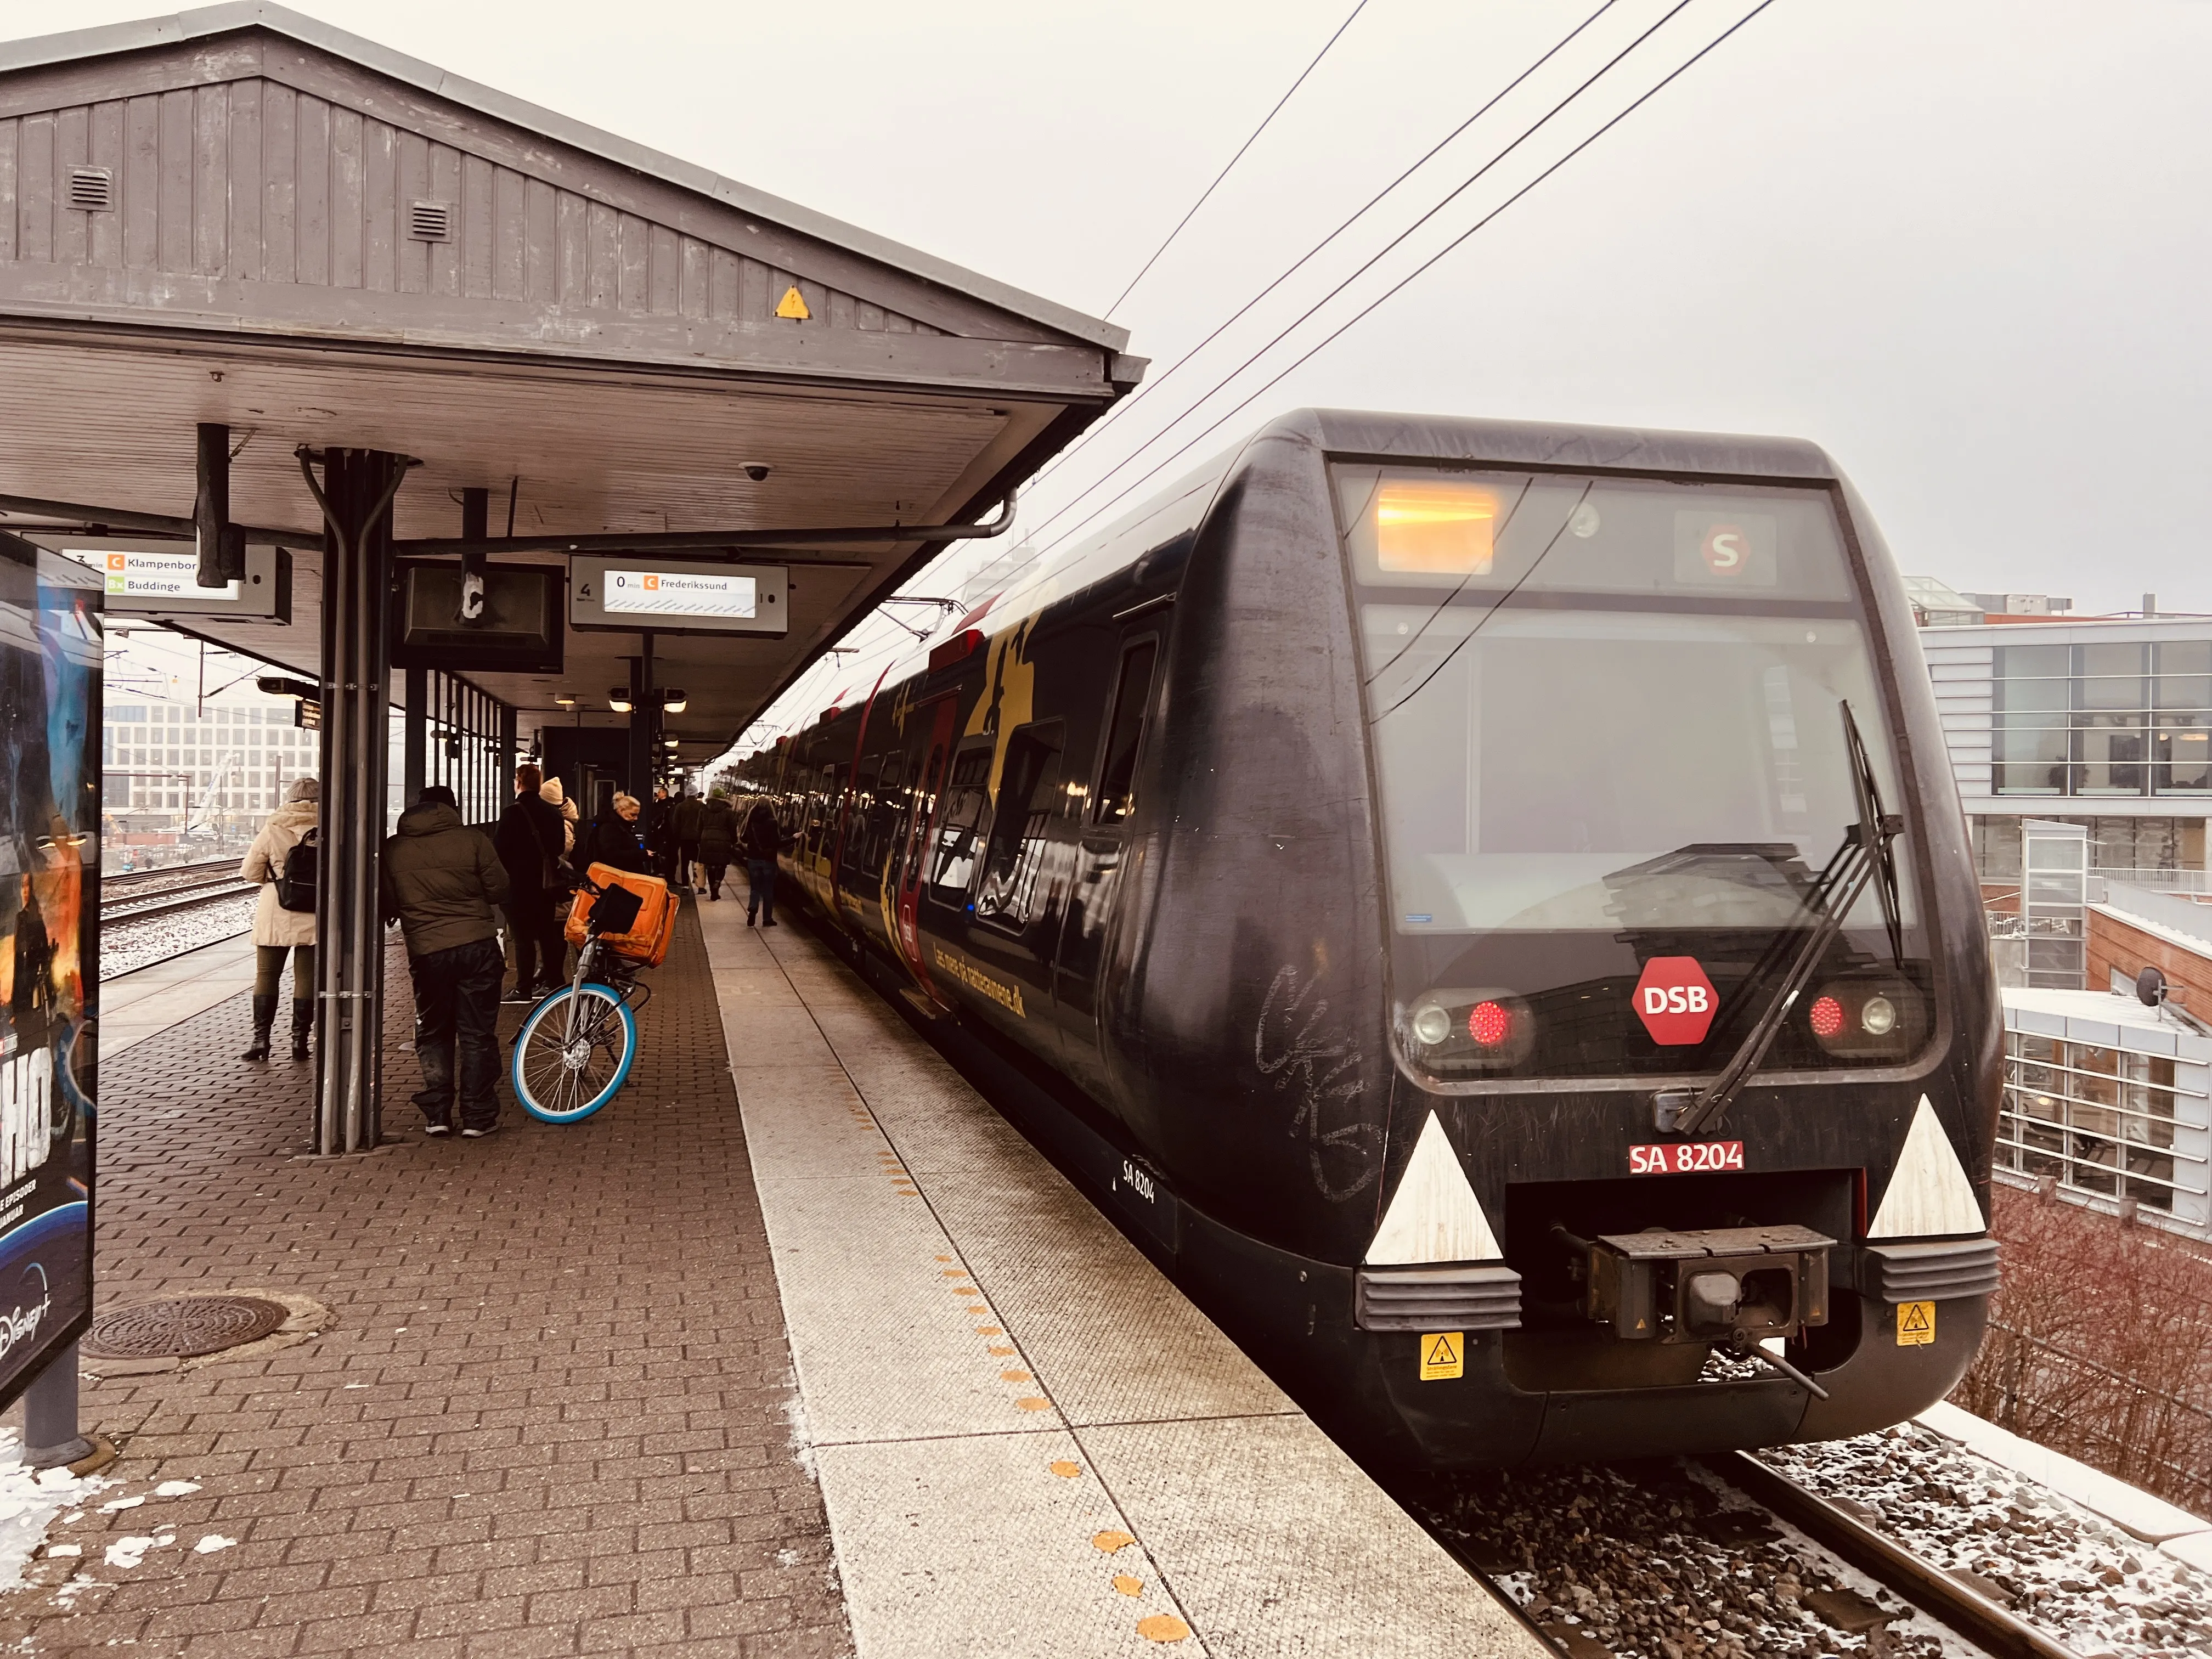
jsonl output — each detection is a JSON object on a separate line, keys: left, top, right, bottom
{"left": 1808, "top": 995, "right": 1846, "bottom": 1039}
{"left": 1468, "top": 1001, "right": 1513, "bottom": 1047}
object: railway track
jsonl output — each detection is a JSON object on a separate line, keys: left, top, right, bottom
{"left": 1400, "top": 1443, "right": 2104, "bottom": 1659}
{"left": 1707, "top": 1451, "right": 2076, "bottom": 1659}
{"left": 99, "top": 859, "right": 259, "bottom": 980}
{"left": 102, "top": 870, "right": 258, "bottom": 923}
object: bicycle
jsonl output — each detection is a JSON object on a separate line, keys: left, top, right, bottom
{"left": 510, "top": 873, "right": 659, "bottom": 1124}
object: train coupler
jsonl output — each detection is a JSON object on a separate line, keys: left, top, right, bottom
{"left": 1551, "top": 1223, "right": 1833, "bottom": 1344}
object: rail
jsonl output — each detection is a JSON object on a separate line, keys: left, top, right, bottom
{"left": 101, "top": 861, "right": 258, "bottom": 924}
{"left": 1706, "top": 1452, "right": 2081, "bottom": 1659}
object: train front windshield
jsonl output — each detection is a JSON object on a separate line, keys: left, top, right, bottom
{"left": 1333, "top": 465, "right": 1931, "bottom": 1083}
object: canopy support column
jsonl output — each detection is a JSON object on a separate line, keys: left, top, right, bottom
{"left": 309, "top": 447, "right": 409, "bottom": 1156}
{"left": 627, "top": 637, "right": 654, "bottom": 800}
{"left": 402, "top": 664, "right": 427, "bottom": 806}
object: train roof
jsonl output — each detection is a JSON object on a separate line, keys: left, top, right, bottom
{"left": 1280, "top": 408, "right": 1840, "bottom": 483}
{"left": 798, "top": 407, "right": 1846, "bottom": 742}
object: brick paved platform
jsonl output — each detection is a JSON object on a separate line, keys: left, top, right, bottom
{"left": 1, "top": 902, "right": 853, "bottom": 1658}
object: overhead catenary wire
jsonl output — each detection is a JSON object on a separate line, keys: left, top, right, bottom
{"left": 1027, "top": 0, "right": 1625, "bottom": 504}
{"left": 1025, "top": 0, "right": 1709, "bottom": 552}
{"left": 737, "top": 1, "right": 1782, "bottom": 766}
{"left": 1104, "top": 0, "right": 1372, "bottom": 319}
{"left": 1026, "top": 0, "right": 1785, "bottom": 561}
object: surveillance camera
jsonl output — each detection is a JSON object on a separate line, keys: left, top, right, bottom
{"left": 742, "top": 463, "right": 771, "bottom": 483}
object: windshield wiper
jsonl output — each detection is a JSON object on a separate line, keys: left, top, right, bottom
{"left": 1659, "top": 701, "right": 1902, "bottom": 1137}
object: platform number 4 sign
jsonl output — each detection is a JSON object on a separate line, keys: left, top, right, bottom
{"left": 1419, "top": 1331, "right": 1464, "bottom": 1381}
{"left": 1897, "top": 1301, "right": 1936, "bottom": 1347}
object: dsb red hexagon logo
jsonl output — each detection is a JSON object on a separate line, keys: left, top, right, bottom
{"left": 1633, "top": 957, "right": 1718, "bottom": 1045}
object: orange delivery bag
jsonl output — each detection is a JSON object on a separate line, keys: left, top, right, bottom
{"left": 564, "top": 864, "right": 676, "bottom": 967}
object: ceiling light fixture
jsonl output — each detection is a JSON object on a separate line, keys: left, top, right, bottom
{"left": 660, "top": 689, "right": 688, "bottom": 714}
{"left": 608, "top": 687, "right": 634, "bottom": 713}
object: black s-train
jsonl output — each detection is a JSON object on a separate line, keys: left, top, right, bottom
{"left": 746, "top": 410, "right": 1999, "bottom": 1468}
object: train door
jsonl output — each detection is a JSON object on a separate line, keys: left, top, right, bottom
{"left": 889, "top": 697, "right": 958, "bottom": 990}
{"left": 964, "top": 718, "right": 1071, "bottom": 1059}
{"left": 1054, "top": 633, "right": 1161, "bottom": 1070}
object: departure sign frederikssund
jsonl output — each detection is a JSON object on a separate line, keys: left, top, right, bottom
{"left": 1632, "top": 956, "right": 1719, "bottom": 1045}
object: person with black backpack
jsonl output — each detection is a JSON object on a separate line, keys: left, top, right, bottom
{"left": 238, "top": 775, "right": 321, "bottom": 1062}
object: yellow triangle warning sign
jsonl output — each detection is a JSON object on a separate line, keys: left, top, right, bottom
{"left": 1419, "top": 1330, "right": 1464, "bottom": 1381}
{"left": 775, "top": 285, "right": 811, "bottom": 320}
{"left": 1896, "top": 1300, "right": 1935, "bottom": 1347}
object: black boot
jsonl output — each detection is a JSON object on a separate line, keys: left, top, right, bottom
{"left": 242, "top": 992, "right": 277, "bottom": 1061}
{"left": 290, "top": 998, "right": 314, "bottom": 1062}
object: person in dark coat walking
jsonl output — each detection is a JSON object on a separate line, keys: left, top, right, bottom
{"left": 697, "top": 791, "right": 737, "bottom": 900}
{"left": 494, "top": 763, "right": 570, "bottom": 1002}
{"left": 583, "top": 793, "right": 648, "bottom": 874}
{"left": 668, "top": 788, "right": 706, "bottom": 891}
{"left": 381, "top": 785, "right": 511, "bottom": 1137}
{"left": 742, "top": 800, "right": 785, "bottom": 928}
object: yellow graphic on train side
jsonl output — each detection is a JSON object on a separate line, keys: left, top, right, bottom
{"left": 963, "top": 617, "right": 1037, "bottom": 808}
{"left": 930, "top": 945, "right": 1028, "bottom": 1019}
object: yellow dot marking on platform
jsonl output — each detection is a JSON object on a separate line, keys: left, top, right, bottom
{"left": 1419, "top": 1331, "right": 1464, "bottom": 1381}
{"left": 975, "top": 1325, "right": 1002, "bottom": 1336}
{"left": 1092, "top": 1531, "right": 1135, "bottom": 1554}
{"left": 1049, "top": 1460, "right": 1081, "bottom": 1479}
{"left": 966, "top": 1305, "right": 988, "bottom": 1314}
{"left": 1113, "top": 1574, "right": 1144, "bottom": 1597}
{"left": 1137, "top": 1615, "right": 1190, "bottom": 1643}
{"left": 1898, "top": 1301, "right": 1936, "bottom": 1346}
{"left": 1015, "top": 1396, "right": 1051, "bottom": 1412}
{"left": 988, "top": 1344, "right": 1014, "bottom": 1356}
{"left": 1000, "top": 1369, "right": 1032, "bottom": 1383}
{"left": 940, "top": 1268, "right": 966, "bottom": 1278}
{"left": 935, "top": 1255, "right": 952, "bottom": 1262}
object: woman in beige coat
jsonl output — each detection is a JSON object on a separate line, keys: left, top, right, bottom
{"left": 239, "top": 776, "right": 320, "bottom": 1061}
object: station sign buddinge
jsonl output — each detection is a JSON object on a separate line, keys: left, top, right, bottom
{"left": 51, "top": 541, "right": 290, "bottom": 621}
{"left": 0, "top": 539, "right": 100, "bottom": 1408}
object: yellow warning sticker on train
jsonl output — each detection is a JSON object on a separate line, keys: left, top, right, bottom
{"left": 1419, "top": 1331, "right": 1464, "bottom": 1381}
{"left": 1897, "top": 1301, "right": 1936, "bottom": 1347}
{"left": 776, "top": 285, "right": 811, "bottom": 319}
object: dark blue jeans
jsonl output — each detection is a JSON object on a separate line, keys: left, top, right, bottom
{"left": 407, "top": 936, "right": 506, "bottom": 1128}
{"left": 746, "top": 859, "right": 776, "bottom": 923}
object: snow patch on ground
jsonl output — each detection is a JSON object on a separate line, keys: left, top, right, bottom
{"left": 0, "top": 1433, "right": 106, "bottom": 1593}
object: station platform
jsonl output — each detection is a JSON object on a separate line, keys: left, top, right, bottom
{"left": 4, "top": 899, "right": 1538, "bottom": 1657}
{"left": 697, "top": 902, "right": 1537, "bottom": 1656}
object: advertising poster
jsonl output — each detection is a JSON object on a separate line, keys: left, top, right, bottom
{"left": 0, "top": 534, "right": 99, "bottom": 1409}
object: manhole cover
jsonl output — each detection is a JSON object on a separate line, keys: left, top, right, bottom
{"left": 82, "top": 1295, "right": 290, "bottom": 1359}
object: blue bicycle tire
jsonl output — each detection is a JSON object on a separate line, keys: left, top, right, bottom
{"left": 512, "top": 985, "right": 636, "bottom": 1123}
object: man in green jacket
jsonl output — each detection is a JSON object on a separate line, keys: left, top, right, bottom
{"left": 380, "top": 785, "right": 512, "bottom": 1137}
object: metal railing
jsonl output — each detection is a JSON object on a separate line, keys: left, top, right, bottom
{"left": 2094, "top": 867, "right": 2212, "bottom": 894}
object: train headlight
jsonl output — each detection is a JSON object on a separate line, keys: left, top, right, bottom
{"left": 1403, "top": 989, "right": 1534, "bottom": 1074}
{"left": 1807, "top": 980, "right": 1922, "bottom": 1059}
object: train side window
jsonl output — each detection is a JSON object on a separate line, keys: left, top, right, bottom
{"left": 975, "top": 721, "right": 1065, "bottom": 929}
{"left": 839, "top": 756, "right": 882, "bottom": 880}
{"left": 1092, "top": 639, "right": 1159, "bottom": 825}
{"left": 927, "top": 742, "right": 996, "bottom": 905}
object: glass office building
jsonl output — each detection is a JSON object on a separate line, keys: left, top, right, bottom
{"left": 1923, "top": 617, "right": 2212, "bottom": 891}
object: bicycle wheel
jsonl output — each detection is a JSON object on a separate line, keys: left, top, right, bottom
{"left": 511, "top": 984, "right": 636, "bottom": 1124}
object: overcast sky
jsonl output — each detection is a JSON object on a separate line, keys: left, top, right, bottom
{"left": 39, "top": 0, "right": 2212, "bottom": 753}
